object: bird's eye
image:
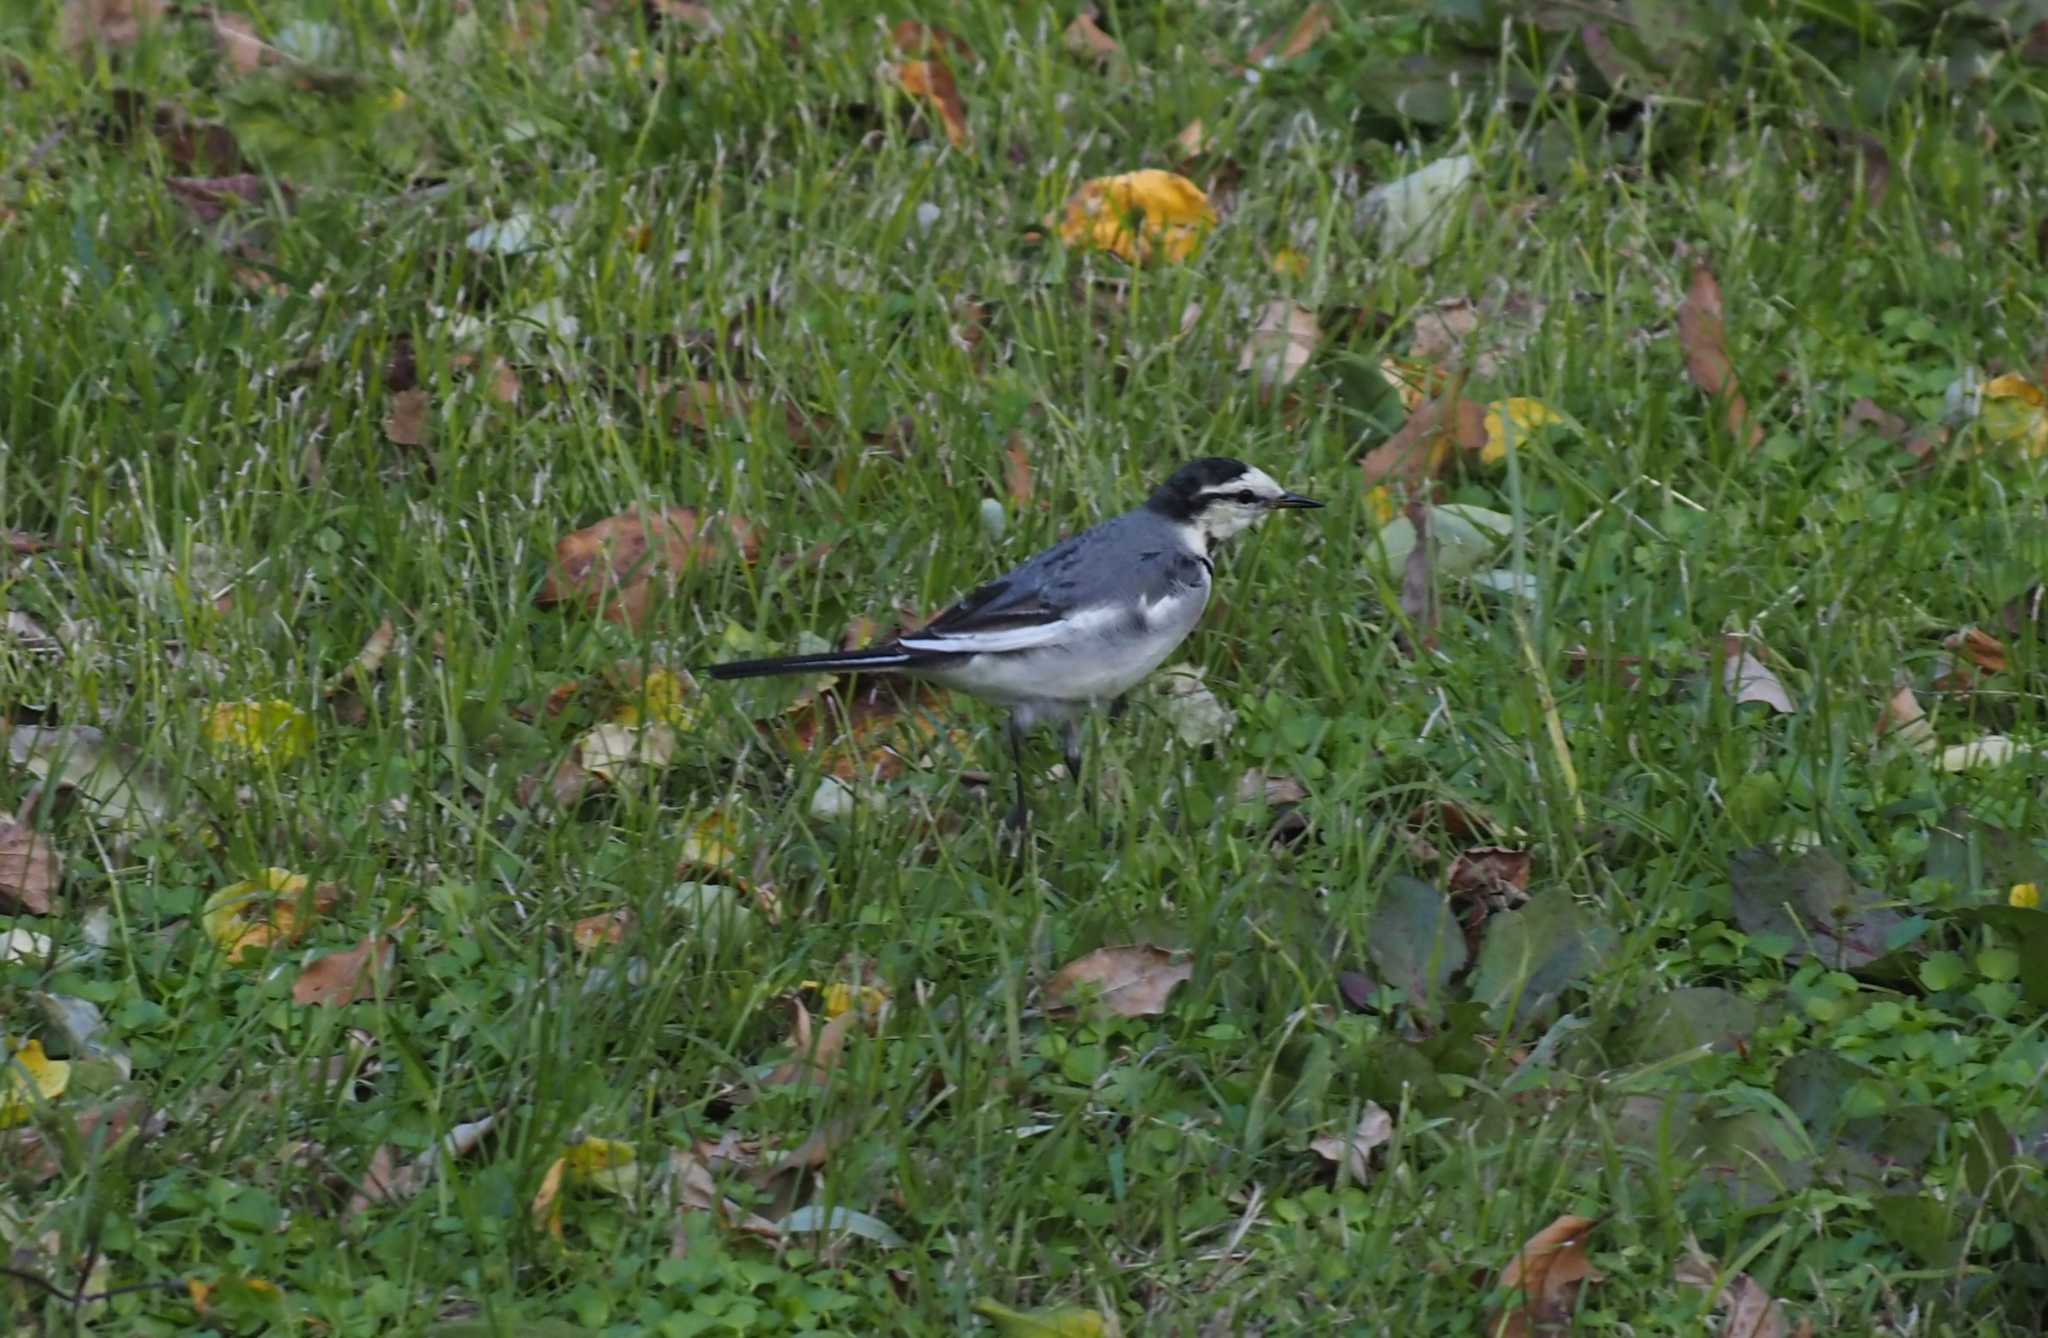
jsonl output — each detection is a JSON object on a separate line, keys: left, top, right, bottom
{"left": 1235, "top": 490, "right": 1257, "bottom": 504}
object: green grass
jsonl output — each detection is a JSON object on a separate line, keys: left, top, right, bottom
{"left": 7, "top": 2, "right": 2048, "bottom": 1333}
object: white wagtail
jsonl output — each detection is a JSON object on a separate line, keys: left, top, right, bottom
{"left": 707, "top": 457, "right": 1322, "bottom": 825}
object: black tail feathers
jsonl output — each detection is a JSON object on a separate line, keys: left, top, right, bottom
{"left": 704, "top": 648, "right": 915, "bottom": 681}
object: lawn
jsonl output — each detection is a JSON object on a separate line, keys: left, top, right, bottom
{"left": 7, "top": 1, "right": 2048, "bottom": 1333}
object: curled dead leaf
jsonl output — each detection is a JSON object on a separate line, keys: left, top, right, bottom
{"left": 1044, "top": 945, "right": 1193, "bottom": 1018}
{"left": 1945, "top": 627, "right": 2008, "bottom": 675}
{"left": 1447, "top": 847, "right": 1531, "bottom": 899}
{"left": 897, "top": 58, "right": 969, "bottom": 150}
{"left": 1238, "top": 299, "right": 1319, "bottom": 394}
{"left": 293, "top": 911, "right": 411, "bottom": 1007}
{"left": 1247, "top": 1, "right": 1332, "bottom": 66}
{"left": 1064, "top": 13, "right": 1119, "bottom": 61}
{"left": 1721, "top": 635, "right": 1793, "bottom": 713}
{"left": 1677, "top": 264, "right": 1763, "bottom": 448}
{"left": 382, "top": 388, "right": 430, "bottom": 447}
{"left": 1492, "top": 1215, "right": 1603, "bottom": 1338}
{"left": 1877, "top": 684, "right": 1936, "bottom": 755}
{"left": 0, "top": 820, "right": 61, "bottom": 914}
{"left": 1360, "top": 391, "right": 1485, "bottom": 490}
{"left": 1309, "top": 1102, "right": 1392, "bottom": 1185}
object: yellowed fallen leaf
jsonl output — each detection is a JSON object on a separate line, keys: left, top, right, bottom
{"left": 1979, "top": 373, "right": 2048, "bottom": 455}
{"left": 1174, "top": 118, "right": 1205, "bottom": 157}
{"left": 577, "top": 721, "right": 679, "bottom": 783}
{"left": 1480, "top": 398, "right": 1566, "bottom": 464}
{"left": 204, "top": 698, "right": 313, "bottom": 764}
{"left": 1055, "top": 170, "right": 1215, "bottom": 264}
{"left": 203, "top": 868, "right": 340, "bottom": 964}
{"left": 2, "top": 1038, "right": 70, "bottom": 1128}
{"left": 1044, "top": 945, "right": 1192, "bottom": 1018}
{"left": 973, "top": 1298, "right": 1121, "bottom": 1338}
{"left": 612, "top": 666, "right": 701, "bottom": 729}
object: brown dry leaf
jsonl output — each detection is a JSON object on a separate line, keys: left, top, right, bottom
{"left": 897, "top": 59, "right": 969, "bottom": 149}
{"left": 1946, "top": 627, "right": 2008, "bottom": 674}
{"left": 760, "top": 1001, "right": 858, "bottom": 1088}
{"left": 1309, "top": 1102, "right": 1392, "bottom": 1185}
{"left": 1721, "top": 635, "right": 1793, "bottom": 713}
{"left": 346, "top": 1114, "right": 496, "bottom": 1216}
{"left": 1064, "top": 13, "right": 1120, "bottom": 62}
{"left": 1447, "top": 846, "right": 1531, "bottom": 899}
{"left": 1842, "top": 397, "right": 1907, "bottom": 442}
{"left": 293, "top": 911, "right": 411, "bottom": 1008}
{"left": 1877, "top": 683, "right": 1937, "bottom": 756}
{"left": 11, "top": 1093, "right": 158, "bottom": 1185}
{"left": 6, "top": 529, "right": 54, "bottom": 555}
{"left": 1238, "top": 299, "right": 1319, "bottom": 395}
{"left": 648, "top": 0, "right": 718, "bottom": 31}
{"left": 1492, "top": 1215, "right": 1603, "bottom": 1338}
{"left": 61, "top": 0, "right": 165, "bottom": 54}
{"left": 212, "top": 12, "right": 271, "bottom": 74}
{"left": 454, "top": 353, "right": 521, "bottom": 405}
{"left": 0, "top": 820, "right": 61, "bottom": 914}
{"left": 1677, "top": 265, "right": 1763, "bottom": 448}
{"left": 1174, "top": 118, "right": 1205, "bottom": 157}
{"left": 1004, "top": 438, "right": 1034, "bottom": 506}
{"left": 1247, "top": 1, "right": 1332, "bottom": 66}
{"left": 382, "top": 388, "right": 430, "bottom": 447}
{"left": 571, "top": 909, "right": 634, "bottom": 951}
{"left": 1044, "top": 945, "right": 1193, "bottom": 1018}
{"left": 668, "top": 1147, "right": 782, "bottom": 1252}
{"left": 536, "top": 506, "right": 759, "bottom": 630}
{"left": 775, "top": 684, "right": 956, "bottom": 783}
{"left": 1675, "top": 1241, "right": 1793, "bottom": 1338}
{"left": 890, "top": 20, "right": 976, "bottom": 62}
{"left": 165, "top": 173, "right": 285, "bottom": 224}
{"left": 1360, "top": 392, "right": 1486, "bottom": 490}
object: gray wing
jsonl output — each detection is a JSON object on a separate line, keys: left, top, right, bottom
{"left": 902, "top": 513, "right": 1209, "bottom": 654}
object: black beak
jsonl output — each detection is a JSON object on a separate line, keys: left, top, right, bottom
{"left": 1272, "top": 492, "right": 1323, "bottom": 509}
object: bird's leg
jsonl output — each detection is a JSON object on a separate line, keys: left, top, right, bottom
{"left": 1062, "top": 717, "right": 1094, "bottom": 820}
{"left": 1003, "top": 714, "right": 1031, "bottom": 833}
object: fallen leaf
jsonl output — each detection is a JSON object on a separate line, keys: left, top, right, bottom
{"left": 164, "top": 173, "right": 285, "bottom": 224}
{"left": 1480, "top": 399, "right": 1567, "bottom": 463}
{"left": 336, "top": 617, "right": 398, "bottom": 687}
{"left": 1055, "top": 170, "right": 1215, "bottom": 264}
{"left": 570, "top": 909, "right": 634, "bottom": 951}
{"left": 1154, "top": 665, "right": 1234, "bottom": 745}
{"left": 1448, "top": 846, "right": 1531, "bottom": 900}
{"left": 9, "top": 725, "right": 176, "bottom": 837}
{"left": 1945, "top": 627, "right": 2008, "bottom": 675}
{"left": 537, "top": 506, "right": 758, "bottom": 630}
{"left": 761, "top": 1001, "right": 858, "bottom": 1088}
{"left": 668, "top": 1146, "right": 783, "bottom": 1251}
{"left": 293, "top": 912, "right": 410, "bottom": 1007}
{"left": 61, "top": 0, "right": 165, "bottom": 54}
{"left": 1728, "top": 848, "right": 1906, "bottom": 970}
{"left": 212, "top": 12, "right": 271, "bottom": 73}
{"left": 11, "top": 1093, "right": 158, "bottom": 1185}
{"left": 204, "top": 698, "right": 314, "bottom": 764}
{"left": 648, "top": 0, "right": 717, "bottom": 31}
{"left": 346, "top": 1114, "right": 496, "bottom": 1216}
{"left": 1842, "top": 397, "right": 1908, "bottom": 442}
{"left": 533, "top": 1136, "right": 639, "bottom": 1238}
{"left": 1492, "top": 1215, "right": 1602, "bottom": 1338}
{"left": 1309, "top": 1102, "right": 1392, "bottom": 1184}
{"left": 889, "top": 20, "right": 975, "bottom": 62}
{"left": 897, "top": 59, "right": 969, "bottom": 149}
{"left": 1044, "top": 945, "right": 1193, "bottom": 1018}
{"left": 1878, "top": 684, "right": 1936, "bottom": 754}
{"left": 0, "top": 821, "right": 61, "bottom": 914}
{"left": 453, "top": 352, "right": 521, "bottom": 405}
{"left": 1064, "top": 13, "right": 1119, "bottom": 61}
{"left": 1247, "top": 1, "right": 1332, "bottom": 66}
{"left": 1677, "top": 264, "right": 1763, "bottom": 447}
{"left": 1675, "top": 1240, "right": 1794, "bottom": 1338}
{"left": 1004, "top": 438, "right": 1034, "bottom": 506}
{"left": 575, "top": 721, "right": 680, "bottom": 784}
{"left": 1238, "top": 299, "right": 1319, "bottom": 394}
{"left": 973, "top": 1298, "right": 1121, "bottom": 1338}
{"left": 1, "top": 1038, "right": 71, "bottom": 1128}
{"left": 382, "top": 388, "right": 430, "bottom": 447}
{"left": 1721, "top": 635, "right": 1793, "bottom": 713}
{"left": 1937, "top": 736, "right": 2023, "bottom": 771}
{"left": 1174, "top": 118, "right": 1205, "bottom": 157}
{"left": 1359, "top": 392, "right": 1486, "bottom": 489}
{"left": 1398, "top": 498, "right": 1436, "bottom": 648}
{"left": 1978, "top": 373, "right": 2048, "bottom": 455}
{"left": 203, "top": 869, "right": 340, "bottom": 963}
{"left": 1364, "top": 154, "right": 1476, "bottom": 265}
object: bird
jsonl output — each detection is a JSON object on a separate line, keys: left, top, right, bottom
{"left": 706, "top": 457, "right": 1323, "bottom": 828}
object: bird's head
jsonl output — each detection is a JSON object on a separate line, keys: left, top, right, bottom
{"left": 1147, "top": 457, "right": 1323, "bottom": 548}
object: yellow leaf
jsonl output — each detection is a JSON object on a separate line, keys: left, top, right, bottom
{"left": 532, "top": 1155, "right": 569, "bottom": 1238}
{"left": 2, "top": 1038, "right": 70, "bottom": 1128}
{"left": 2011, "top": 883, "right": 2040, "bottom": 909}
{"left": 1480, "top": 398, "right": 1566, "bottom": 464}
{"left": 1378, "top": 356, "right": 1445, "bottom": 412}
{"left": 614, "top": 667, "right": 700, "bottom": 729}
{"left": 1270, "top": 246, "right": 1307, "bottom": 279}
{"left": 203, "top": 868, "right": 337, "bottom": 964}
{"left": 1056, "top": 170, "right": 1215, "bottom": 264}
{"left": 1979, "top": 374, "right": 2048, "bottom": 455}
{"left": 973, "top": 1299, "right": 1120, "bottom": 1338}
{"left": 203, "top": 698, "right": 313, "bottom": 764}
{"left": 1364, "top": 486, "right": 1397, "bottom": 527}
